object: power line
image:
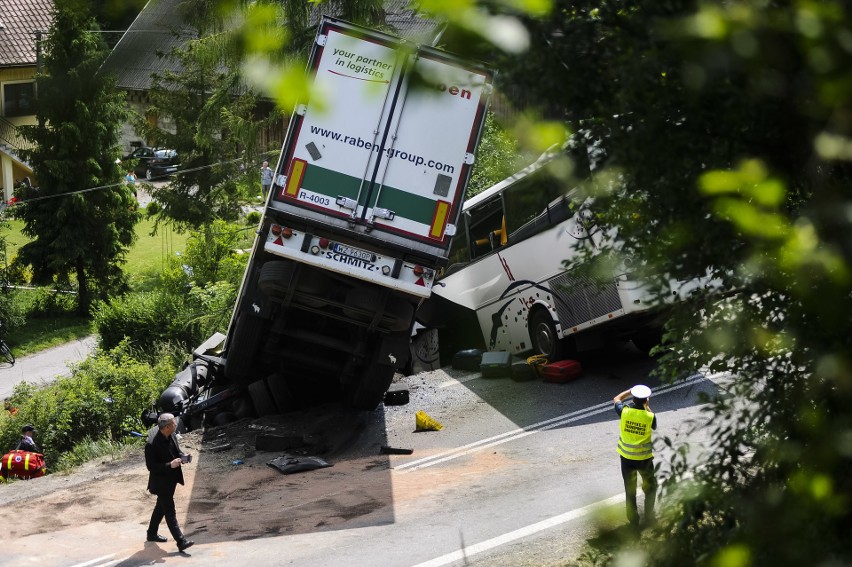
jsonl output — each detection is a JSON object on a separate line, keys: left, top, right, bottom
{"left": 6, "top": 151, "right": 279, "bottom": 206}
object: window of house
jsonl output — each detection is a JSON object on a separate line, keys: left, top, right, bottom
{"left": 2, "top": 82, "right": 36, "bottom": 117}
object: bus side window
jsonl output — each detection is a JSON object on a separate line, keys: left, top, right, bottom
{"left": 468, "top": 197, "right": 505, "bottom": 259}
{"left": 445, "top": 227, "right": 471, "bottom": 273}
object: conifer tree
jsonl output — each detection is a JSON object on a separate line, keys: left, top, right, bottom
{"left": 14, "top": 0, "right": 138, "bottom": 314}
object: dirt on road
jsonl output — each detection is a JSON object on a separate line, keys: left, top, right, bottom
{"left": 0, "top": 402, "right": 410, "bottom": 545}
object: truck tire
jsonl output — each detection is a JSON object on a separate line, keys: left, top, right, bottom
{"left": 349, "top": 361, "right": 396, "bottom": 411}
{"left": 224, "top": 313, "right": 264, "bottom": 385}
{"left": 265, "top": 372, "right": 297, "bottom": 412}
{"left": 258, "top": 261, "right": 296, "bottom": 299}
{"left": 529, "top": 308, "right": 565, "bottom": 362}
{"left": 248, "top": 378, "right": 278, "bottom": 416}
{"left": 631, "top": 327, "right": 664, "bottom": 356}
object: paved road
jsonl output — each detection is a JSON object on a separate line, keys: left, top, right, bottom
{"left": 0, "top": 335, "right": 98, "bottom": 399}
{"left": 3, "top": 343, "right": 718, "bottom": 567}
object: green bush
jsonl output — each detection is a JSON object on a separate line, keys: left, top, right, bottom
{"left": 0, "top": 340, "right": 177, "bottom": 465}
{"left": 145, "top": 200, "right": 162, "bottom": 217}
{"left": 181, "top": 220, "right": 252, "bottom": 287}
{"left": 245, "top": 210, "right": 261, "bottom": 226}
{"left": 93, "top": 290, "right": 199, "bottom": 352}
{"left": 26, "top": 287, "right": 77, "bottom": 318}
{"left": 0, "top": 288, "right": 25, "bottom": 332}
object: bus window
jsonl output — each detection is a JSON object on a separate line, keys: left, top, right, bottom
{"left": 503, "top": 171, "right": 566, "bottom": 236}
{"left": 467, "top": 196, "right": 505, "bottom": 259}
{"left": 445, "top": 226, "right": 471, "bottom": 274}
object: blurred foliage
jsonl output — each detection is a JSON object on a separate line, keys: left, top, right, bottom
{"left": 486, "top": 0, "right": 852, "bottom": 565}
{"left": 0, "top": 340, "right": 176, "bottom": 465}
{"left": 467, "top": 111, "right": 524, "bottom": 197}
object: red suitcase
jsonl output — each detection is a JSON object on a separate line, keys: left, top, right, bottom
{"left": 539, "top": 360, "right": 583, "bottom": 383}
{"left": 1, "top": 450, "right": 46, "bottom": 480}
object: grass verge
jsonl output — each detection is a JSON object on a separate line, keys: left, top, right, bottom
{"left": 6, "top": 316, "right": 93, "bottom": 358}
{"left": 52, "top": 436, "right": 144, "bottom": 474}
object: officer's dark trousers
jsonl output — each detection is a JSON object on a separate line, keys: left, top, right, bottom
{"left": 148, "top": 482, "right": 184, "bottom": 540}
{"left": 620, "top": 456, "right": 657, "bottom": 527}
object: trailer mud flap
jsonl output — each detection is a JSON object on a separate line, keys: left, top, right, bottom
{"left": 376, "top": 335, "right": 410, "bottom": 368}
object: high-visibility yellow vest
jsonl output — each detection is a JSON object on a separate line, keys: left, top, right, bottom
{"left": 617, "top": 407, "right": 654, "bottom": 460}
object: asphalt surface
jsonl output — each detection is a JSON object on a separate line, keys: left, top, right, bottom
{"left": 0, "top": 335, "right": 98, "bottom": 399}
{"left": 0, "top": 340, "right": 721, "bottom": 567}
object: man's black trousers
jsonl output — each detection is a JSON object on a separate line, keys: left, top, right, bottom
{"left": 148, "top": 482, "right": 184, "bottom": 540}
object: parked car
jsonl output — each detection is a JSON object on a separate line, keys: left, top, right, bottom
{"left": 121, "top": 147, "right": 180, "bottom": 180}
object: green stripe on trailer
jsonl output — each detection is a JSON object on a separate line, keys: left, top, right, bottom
{"left": 303, "top": 164, "right": 439, "bottom": 224}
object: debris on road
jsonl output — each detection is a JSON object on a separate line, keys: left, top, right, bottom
{"left": 383, "top": 384, "right": 409, "bottom": 406}
{"left": 380, "top": 445, "right": 413, "bottom": 455}
{"left": 267, "top": 455, "right": 332, "bottom": 475}
{"left": 415, "top": 410, "right": 443, "bottom": 431}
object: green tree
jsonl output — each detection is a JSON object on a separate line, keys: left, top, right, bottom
{"left": 14, "top": 0, "right": 138, "bottom": 314}
{"left": 467, "top": 112, "right": 522, "bottom": 197}
{"left": 490, "top": 1, "right": 852, "bottom": 565}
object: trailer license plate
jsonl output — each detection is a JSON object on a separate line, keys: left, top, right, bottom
{"left": 332, "top": 243, "right": 375, "bottom": 263}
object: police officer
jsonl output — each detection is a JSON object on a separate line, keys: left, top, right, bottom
{"left": 16, "top": 424, "right": 40, "bottom": 453}
{"left": 613, "top": 385, "right": 657, "bottom": 530}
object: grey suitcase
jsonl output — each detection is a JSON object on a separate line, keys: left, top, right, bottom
{"left": 480, "top": 351, "right": 512, "bottom": 378}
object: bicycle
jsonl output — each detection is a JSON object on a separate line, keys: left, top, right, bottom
{"left": 0, "top": 321, "right": 14, "bottom": 366}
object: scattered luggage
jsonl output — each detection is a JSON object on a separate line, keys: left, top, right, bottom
{"left": 480, "top": 351, "right": 512, "bottom": 378}
{"left": 451, "top": 349, "right": 483, "bottom": 371}
{"left": 1, "top": 450, "right": 46, "bottom": 480}
{"left": 510, "top": 359, "right": 538, "bottom": 382}
{"left": 384, "top": 384, "right": 410, "bottom": 406}
{"left": 539, "top": 359, "right": 583, "bottom": 383}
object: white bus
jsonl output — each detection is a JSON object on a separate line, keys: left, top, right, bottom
{"left": 423, "top": 149, "right": 691, "bottom": 362}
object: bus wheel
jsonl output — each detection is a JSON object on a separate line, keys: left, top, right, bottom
{"left": 529, "top": 309, "right": 565, "bottom": 362}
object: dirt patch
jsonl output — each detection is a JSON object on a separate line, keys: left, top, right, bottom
{"left": 0, "top": 403, "right": 398, "bottom": 543}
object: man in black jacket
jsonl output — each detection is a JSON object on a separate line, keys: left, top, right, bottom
{"left": 144, "top": 413, "right": 194, "bottom": 552}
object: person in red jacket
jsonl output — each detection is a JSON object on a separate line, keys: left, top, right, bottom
{"left": 144, "top": 413, "right": 195, "bottom": 552}
{"left": 613, "top": 385, "right": 657, "bottom": 530}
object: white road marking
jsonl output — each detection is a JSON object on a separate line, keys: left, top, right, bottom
{"left": 67, "top": 555, "right": 116, "bottom": 567}
{"left": 397, "top": 373, "right": 708, "bottom": 472}
{"left": 410, "top": 494, "right": 625, "bottom": 567}
{"left": 438, "top": 374, "right": 481, "bottom": 388}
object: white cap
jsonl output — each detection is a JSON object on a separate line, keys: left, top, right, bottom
{"left": 630, "top": 384, "right": 651, "bottom": 399}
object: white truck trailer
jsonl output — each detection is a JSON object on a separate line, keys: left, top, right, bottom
{"left": 212, "top": 18, "right": 492, "bottom": 413}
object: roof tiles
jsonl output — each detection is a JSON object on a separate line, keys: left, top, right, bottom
{"left": 0, "top": 0, "right": 54, "bottom": 66}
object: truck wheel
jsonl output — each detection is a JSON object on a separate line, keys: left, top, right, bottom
{"left": 265, "top": 372, "right": 297, "bottom": 412}
{"left": 248, "top": 378, "right": 277, "bottom": 416}
{"left": 224, "top": 313, "right": 264, "bottom": 385}
{"left": 233, "top": 395, "right": 254, "bottom": 419}
{"left": 631, "top": 327, "right": 664, "bottom": 356}
{"left": 349, "top": 362, "right": 396, "bottom": 411}
{"left": 529, "top": 309, "right": 565, "bottom": 362}
{"left": 258, "top": 261, "right": 296, "bottom": 299}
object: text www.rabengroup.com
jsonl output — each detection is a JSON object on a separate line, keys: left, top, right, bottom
{"left": 309, "top": 125, "right": 455, "bottom": 174}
